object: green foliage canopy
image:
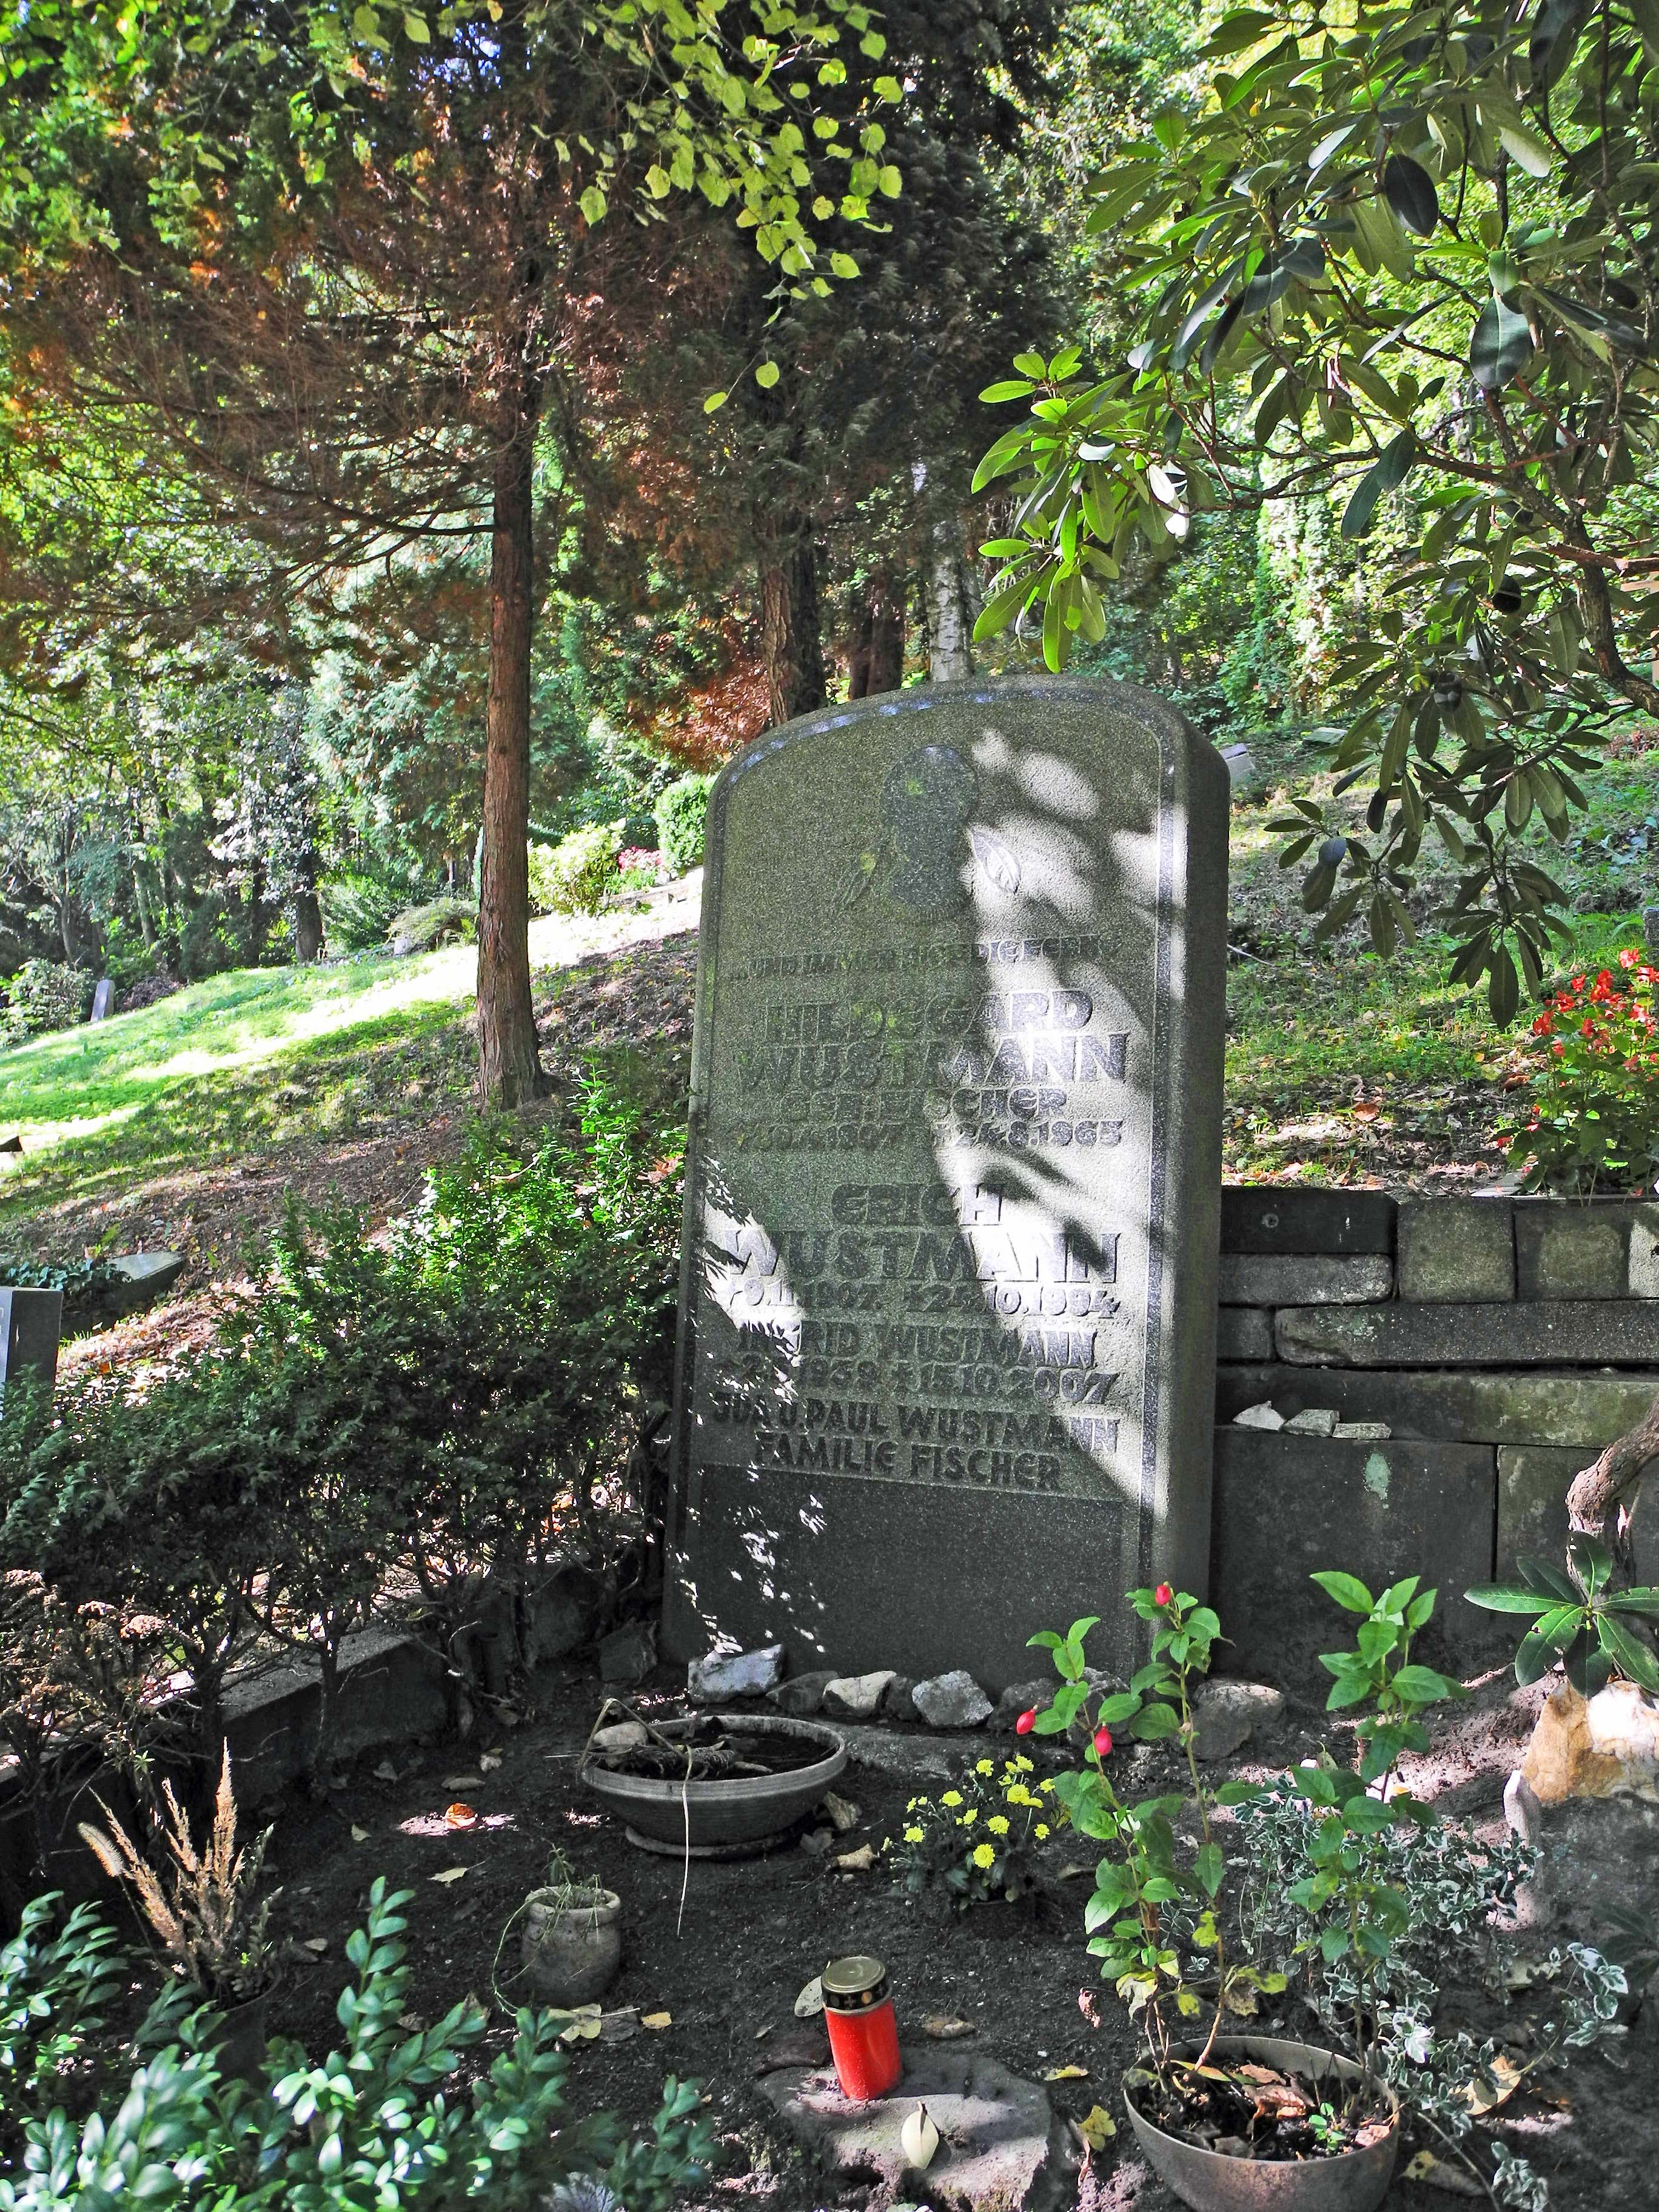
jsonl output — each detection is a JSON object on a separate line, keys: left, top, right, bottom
{"left": 977, "top": 0, "right": 1659, "bottom": 1019}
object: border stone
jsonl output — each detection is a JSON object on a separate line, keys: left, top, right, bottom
{"left": 1218, "top": 1254, "right": 1392, "bottom": 1306}
{"left": 1212, "top": 1428, "right": 1502, "bottom": 1684}
{"left": 1216, "top": 1305, "right": 1272, "bottom": 1361}
{"left": 1496, "top": 1446, "right": 1653, "bottom": 1583}
{"left": 758, "top": 2051, "right": 1075, "bottom": 2212}
{"left": 1276, "top": 1299, "right": 1659, "bottom": 1368}
{"left": 223, "top": 1625, "right": 450, "bottom": 1800}
{"left": 1219, "top": 1186, "right": 1395, "bottom": 1256}
{"left": 1216, "top": 1363, "right": 1659, "bottom": 1446}
{"left": 1398, "top": 1197, "right": 1514, "bottom": 1302}
{"left": 1514, "top": 1198, "right": 1659, "bottom": 1300}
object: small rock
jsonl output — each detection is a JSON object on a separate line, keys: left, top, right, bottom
{"left": 823, "top": 1671, "right": 895, "bottom": 1721}
{"left": 597, "top": 1620, "right": 657, "bottom": 1685}
{"left": 688, "top": 1643, "right": 783, "bottom": 1701}
{"left": 880, "top": 1673, "right": 918, "bottom": 1720}
{"left": 1192, "top": 1680, "right": 1285, "bottom": 1762}
{"left": 798, "top": 1827, "right": 836, "bottom": 1857}
{"left": 590, "top": 1721, "right": 648, "bottom": 1753}
{"left": 912, "top": 1670, "right": 993, "bottom": 1729}
{"left": 990, "top": 1679, "right": 1053, "bottom": 1734}
{"left": 1283, "top": 1407, "right": 1338, "bottom": 1437}
{"left": 1333, "top": 1419, "right": 1392, "bottom": 1439}
{"left": 768, "top": 1669, "right": 837, "bottom": 1717}
{"left": 923, "top": 2014, "right": 976, "bottom": 2040}
{"left": 1232, "top": 1402, "right": 1284, "bottom": 1430}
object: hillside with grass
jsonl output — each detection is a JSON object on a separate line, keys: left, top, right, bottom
{"left": 7, "top": 737, "right": 1658, "bottom": 1312}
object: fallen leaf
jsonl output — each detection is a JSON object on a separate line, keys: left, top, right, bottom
{"left": 1464, "top": 2052, "right": 1524, "bottom": 2116}
{"left": 822, "top": 1791, "right": 861, "bottom": 1833}
{"left": 373, "top": 1759, "right": 398, "bottom": 1782}
{"left": 397, "top": 2011, "right": 426, "bottom": 2031}
{"left": 479, "top": 1752, "right": 503, "bottom": 1773}
{"left": 350, "top": 1824, "right": 370, "bottom": 1844}
{"left": 923, "top": 2015, "right": 976, "bottom": 2041}
{"left": 301, "top": 1937, "right": 328, "bottom": 1954}
{"left": 795, "top": 1976, "right": 825, "bottom": 2017}
{"left": 1221, "top": 1981, "right": 1260, "bottom": 2016}
{"left": 597, "top": 2009, "right": 640, "bottom": 2043}
{"left": 1405, "top": 2151, "right": 1484, "bottom": 2197}
{"left": 1077, "top": 1988, "right": 1103, "bottom": 2029}
{"left": 641, "top": 2011, "right": 672, "bottom": 2030}
{"left": 1073, "top": 2106, "right": 1117, "bottom": 2153}
{"left": 431, "top": 1866, "right": 468, "bottom": 1885}
{"left": 798, "top": 1828, "right": 834, "bottom": 1858}
{"left": 443, "top": 1773, "right": 484, "bottom": 1791}
{"left": 1057, "top": 1862, "right": 1092, "bottom": 1881}
{"left": 834, "top": 1843, "right": 875, "bottom": 1872}
{"left": 1350, "top": 1102, "right": 1381, "bottom": 1122}
{"left": 546, "top": 2006, "right": 603, "bottom": 2045}
{"left": 1044, "top": 2064, "right": 1089, "bottom": 2081}
{"left": 754, "top": 2023, "right": 773, "bottom": 2040}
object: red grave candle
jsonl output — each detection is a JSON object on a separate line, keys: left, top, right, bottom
{"left": 822, "top": 1954, "right": 902, "bottom": 2101}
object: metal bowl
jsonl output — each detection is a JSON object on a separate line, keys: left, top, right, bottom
{"left": 579, "top": 1712, "right": 847, "bottom": 1855}
{"left": 1121, "top": 2036, "right": 1399, "bottom": 2212}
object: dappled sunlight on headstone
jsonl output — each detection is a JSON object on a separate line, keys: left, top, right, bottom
{"left": 666, "top": 677, "right": 1228, "bottom": 1686}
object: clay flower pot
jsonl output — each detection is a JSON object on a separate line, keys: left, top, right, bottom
{"left": 1122, "top": 2036, "right": 1399, "bottom": 2212}
{"left": 520, "top": 1886, "right": 623, "bottom": 2006}
{"left": 580, "top": 1712, "right": 847, "bottom": 1855}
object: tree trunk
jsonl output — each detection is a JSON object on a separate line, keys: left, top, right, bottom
{"left": 847, "top": 572, "right": 905, "bottom": 699}
{"left": 760, "top": 529, "right": 827, "bottom": 728}
{"left": 926, "top": 515, "right": 973, "bottom": 682}
{"left": 475, "top": 386, "right": 544, "bottom": 1106}
{"left": 1566, "top": 1388, "right": 1659, "bottom": 1561}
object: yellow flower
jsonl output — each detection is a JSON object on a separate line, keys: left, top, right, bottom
{"left": 905, "top": 1798, "right": 919, "bottom": 1813}
{"left": 1039, "top": 1777, "right": 1056, "bottom": 1793}
{"left": 903, "top": 1825, "right": 924, "bottom": 1844}
{"left": 987, "top": 1815, "right": 1010, "bottom": 1837}
{"left": 1005, "top": 1785, "right": 1032, "bottom": 1806}
{"left": 1035, "top": 1822, "right": 1051, "bottom": 1840}
{"left": 1011, "top": 1755, "right": 1033, "bottom": 1773}
{"left": 959, "top": 1808, "right": 978, "bottom": 1826}
{"left": 971, "top": 1843, "right": 996, "bottom": 1869}
{"left": 941, "top": 1790, "right": 962, "bottom": 1807}
{"left": 975, "top": 1758, "right": 994, "bottom": 1776}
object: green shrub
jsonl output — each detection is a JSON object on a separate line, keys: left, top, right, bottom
{"left": 0, "top": 1882, "right": 714, "bottom": 2211}
{"left": 1499, "top": 948, "right": 1659, "bottom": 1193}
{"left": 1, "top": 961, "right": 89, "bottom": 1047}
{"left": 0, "top": 1079, "right": 683, "bottom": 1799}
{"left": 529, "top": 822, "right": 625, "bottom": 916}
{"left": 654, "top": 775, "right": 714, "bottom": 874}
{"left": 385, "top": 896, "right": 474, "bottom": 953}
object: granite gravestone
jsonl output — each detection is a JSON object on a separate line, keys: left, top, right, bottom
{"left": 0, "top": 1287, "right": 62, "bottom": 1403}
{"left": 665, "top": 677, "right": 1228, "bottom": 1687}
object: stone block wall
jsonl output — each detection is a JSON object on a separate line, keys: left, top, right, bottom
{"left": 1210, "top": 1189, "right": 1658, "bottom": 1680}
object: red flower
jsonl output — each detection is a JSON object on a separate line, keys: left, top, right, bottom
{"left": 1532, "top": 1012, "right": 1553, "bottom": 1036}
{"left": 1552, "top": 1042, "right": 1566, "bottom": 1057}
{"left": 1093, "top": 1726, "right": 1114, "bottom": 1758}
{"left": 1153, "top": 1582, "right": 1174, "bottom": 1607}
{"left": 1620, "top": 948, "right": 1640, "bottom": 970}
{"left": 1016, "top": 1708, "right": 1037, "bottom": 1735}
{"left": 1572, "top": 974, "right": 1587, "bottom": 990}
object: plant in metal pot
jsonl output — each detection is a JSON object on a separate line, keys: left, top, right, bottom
{"left": 1231, "top": 1572, "right": 1626, "bottom": 2208}
{"left": 1023, "top": 1587, "right": 1382, "bottom": 2170}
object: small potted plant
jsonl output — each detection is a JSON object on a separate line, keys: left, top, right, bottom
{"left": 78, "top": 1746, "right": 278, "bottom": 2076}
{"left": 518, "top": 1846, "right": 625, "bottom": 2006}
{"left": 1026, "top": 1574, "right": 1521, "bottom": 2210}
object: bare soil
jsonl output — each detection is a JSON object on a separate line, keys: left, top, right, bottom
{"left": 232, "top": 1658, "right": 1659, "bottom": 2212}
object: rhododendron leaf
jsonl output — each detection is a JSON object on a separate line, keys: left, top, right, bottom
{"left": 1598, "top": 1615, "right": 1659, "bottom": 1691}
{"left": 1464, "top": 1583, "right": 1553, "bottom": 1614}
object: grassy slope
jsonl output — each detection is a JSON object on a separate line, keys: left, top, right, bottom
{"left": 7, "top": 747, "right": 1658, "bottom": 1269}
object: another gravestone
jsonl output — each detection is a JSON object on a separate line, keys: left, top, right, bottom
{"left": 90, "top": 978, "right": 116, "bottom": 1022}
{"left": 664, "top": 677, "right": 1228, "bottom": 1688}
{"left": 0, "top": 1287, "right": 62, "bottom": 1402}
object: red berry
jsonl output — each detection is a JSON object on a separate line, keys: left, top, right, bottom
{"left": 1015, "top": 1708, "right": 1037, "bottom": 1735}
{"left": 1093, "top": 1726, "right": 1113, "bottom": 1758}
{"left": 1153, "top": 1582, "right": 1173, "bottom": 1607}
